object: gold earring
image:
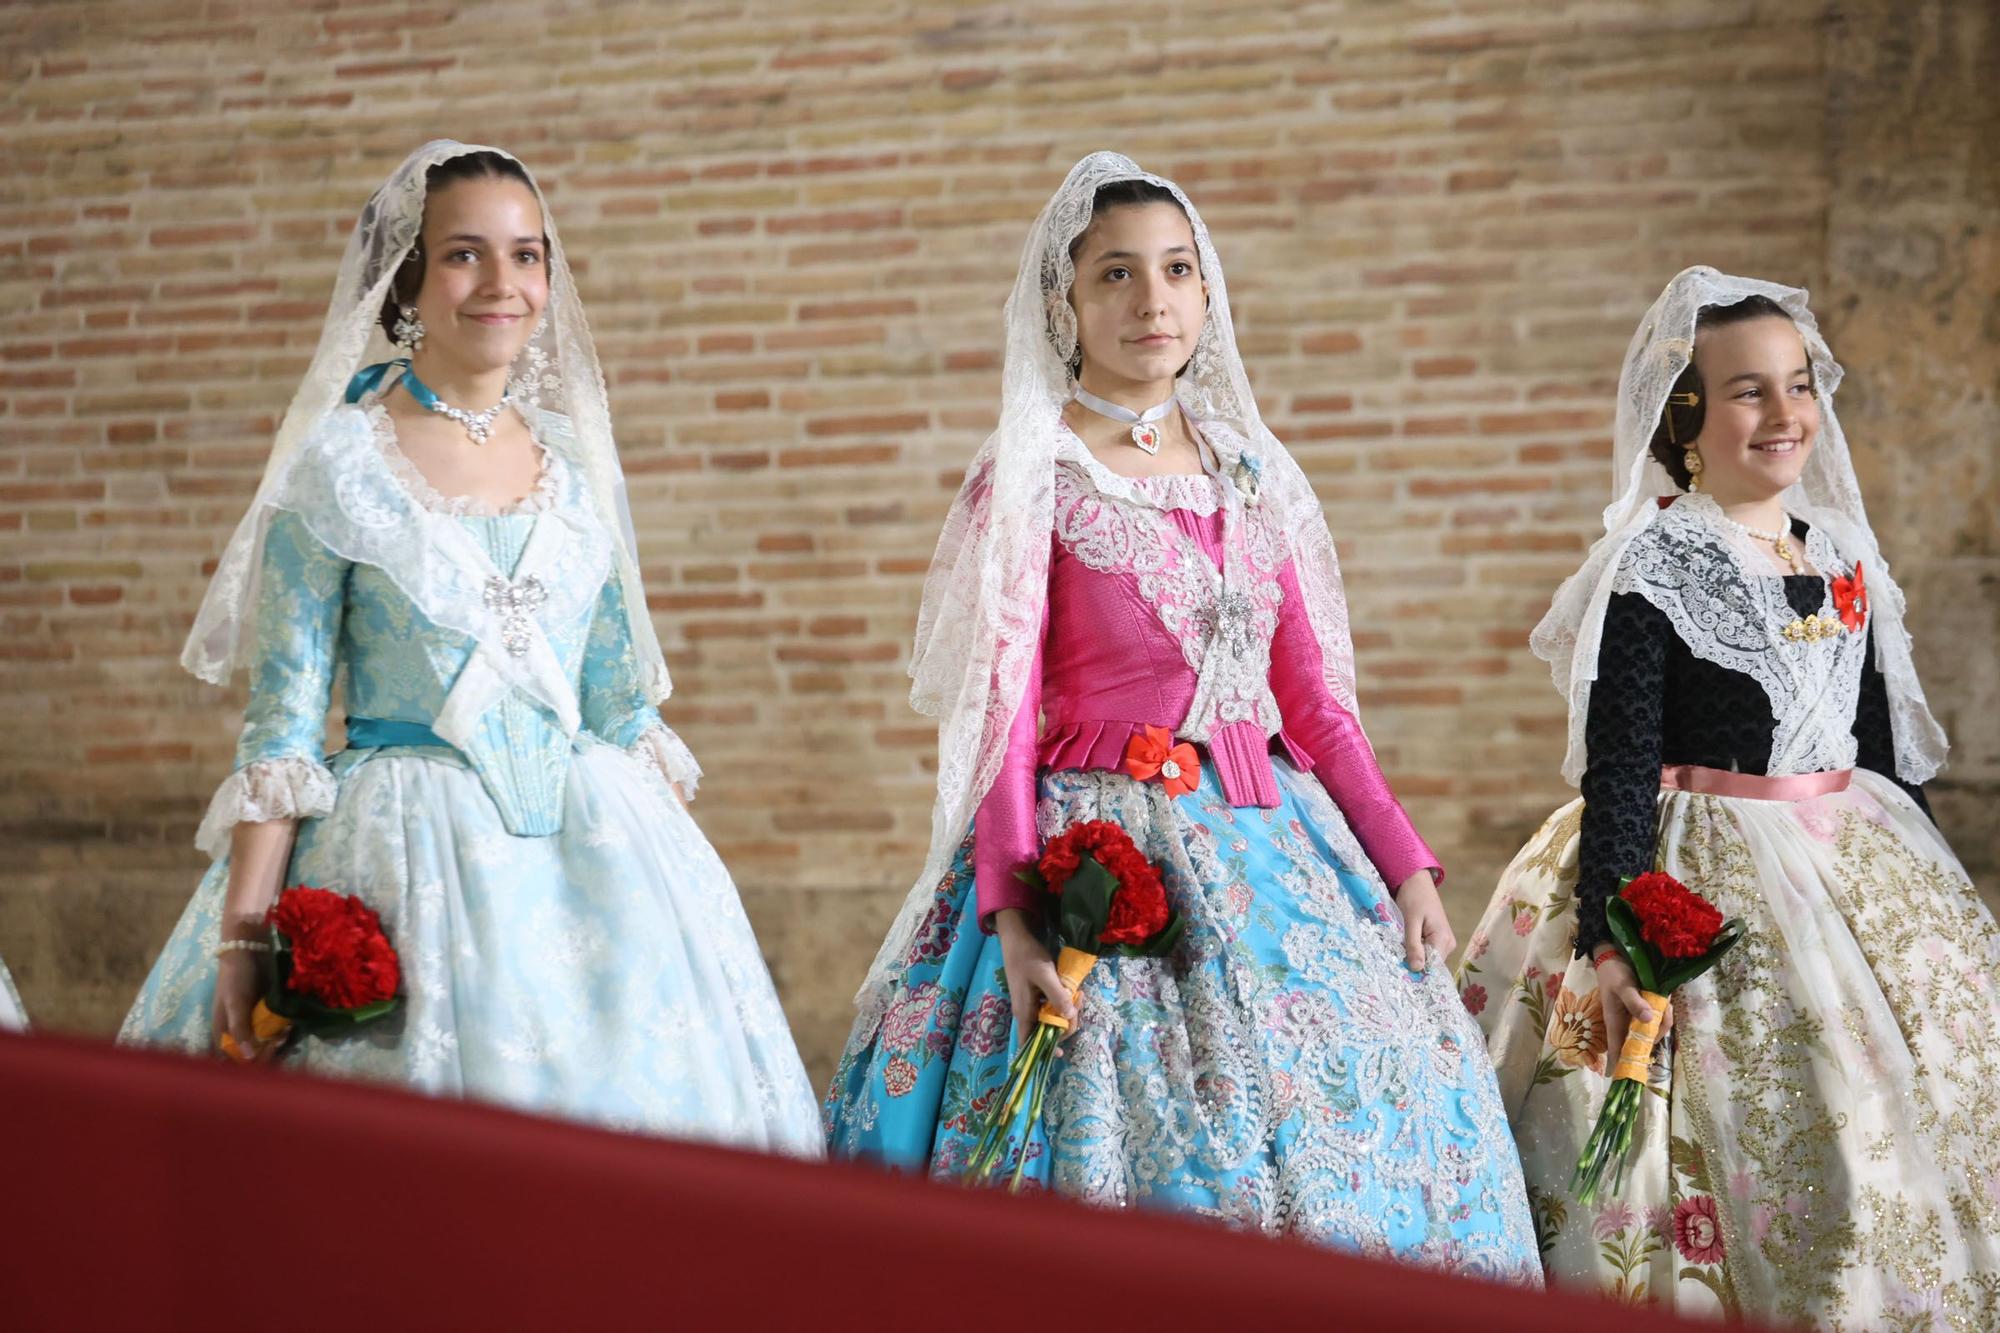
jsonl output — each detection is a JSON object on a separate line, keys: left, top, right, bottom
{"left": 1683, "top": 448, "right": 1703, "bottom": 492}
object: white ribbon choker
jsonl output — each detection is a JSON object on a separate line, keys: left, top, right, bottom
{"left": 1073, "top": 386, "right": 1175, "bottom": 455}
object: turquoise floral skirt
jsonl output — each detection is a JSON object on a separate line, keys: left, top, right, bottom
{"left": 825, "top": 760, "right": 1540, "bottom": 1282}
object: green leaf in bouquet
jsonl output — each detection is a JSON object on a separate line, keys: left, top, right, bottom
{"left": 336, "top": 997, "right": 399, "bottom": 1024}
{"left": 289, "top": 994, "right": 402, "bottom": 1035}
{"left": 262, "top": 938, "right": 305, "bottom": 1022}
{"left": 1012, "top": 864, "right": 1049, "bottom": 890}
{"left": 1656, "top": 918, "right": 1745, "bottom": 993}
{"left": 1148, "top": 911, "right": 1186, "bottom": 957}
{"left": 1056, "top": 857, "right": 1116, "bottom": 950}
{"left": 1603, "top": 898, "right": 1661, "bottom": 994}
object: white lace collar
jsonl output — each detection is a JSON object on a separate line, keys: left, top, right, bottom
{"left": 1673, "top": 492, "right": 1851, "bottom": 580}
{"left": 362, "top": 401, "right": 560, "bottom": 519}
{"left": 1053, "top": 411, "right": 1228, "bottom": 515}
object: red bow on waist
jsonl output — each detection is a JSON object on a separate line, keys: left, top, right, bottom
{"left": 1832, "top": 561, "right": 1868, "bottom": 633}
{"left": 1124, "top": 725, "right": 1200, "bottom": 799}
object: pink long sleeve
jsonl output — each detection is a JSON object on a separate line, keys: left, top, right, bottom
{"left": 1268, "top": 561, "right": 1441, "bottom": 891}
{"left": 972, "top": 614, "right": 1047, "bottom": 932}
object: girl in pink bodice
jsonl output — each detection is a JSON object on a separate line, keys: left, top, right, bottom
{"left": 824, "top": 152, "right": 1537, "bottom": 1279}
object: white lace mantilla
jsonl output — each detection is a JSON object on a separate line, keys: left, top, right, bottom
{"left": 1610, "top": 496, "right": 1867, "bottom": 776}
{"left": 195, "top": 756, "right": 338, "bottom": 859}
{"left": 1050, "top": 453, "right": 1284, "bottom": 741}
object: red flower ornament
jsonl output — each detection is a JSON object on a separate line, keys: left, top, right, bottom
{"left": 1123, "top": 725, "right": 1200, "bottom": 798}
{"left": 1832, "top": 561, "right": 1868, "bottom": 633}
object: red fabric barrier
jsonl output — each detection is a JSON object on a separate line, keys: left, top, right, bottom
{"left": 0, "top": 1031, "right": 1735, "bottom": 1330}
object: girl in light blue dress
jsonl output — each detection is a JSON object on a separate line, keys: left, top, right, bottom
{"left": 122, "top": 142, "right": 821, "bottom": 1154}
{"left": 0, "top": 957, "right": 24, "bottom": 1031}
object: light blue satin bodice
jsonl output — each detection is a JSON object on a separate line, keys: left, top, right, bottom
{"left": 236, "top": 412, "right": 664, "bottom": 836}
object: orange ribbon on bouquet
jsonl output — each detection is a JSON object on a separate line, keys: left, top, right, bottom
{"left": 1036, "top": 946, "right": 1099, "bottom": 1032}
{"left": 1123, "top": 725, "right": 1200, "bottom": 798}
{"left": 219, "top": 1000, "right": 293, "bottom": 1062}
{"left": 1610, "top": 989, "right": 1671, "bottom": 1083}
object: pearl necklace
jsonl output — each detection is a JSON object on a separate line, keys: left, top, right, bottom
{"left": 1715, "top": 509, "right": 1804, "bottom": 574}
{"left": 401, "top": 363, "right": 514, "bottom": 446}
{"left": 1073, "top": 386, "right": 1175, "bottom": 455}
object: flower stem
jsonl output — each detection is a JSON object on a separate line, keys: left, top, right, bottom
{"left": 965, "top": 1025, "right": 1050, "bottom": 1183}
{"left": 1007, "top": 1040, "right": 1056, "bottom": 1193}
{"left": 1572, "top": 1077, "right": 1642, "bottom": 1205}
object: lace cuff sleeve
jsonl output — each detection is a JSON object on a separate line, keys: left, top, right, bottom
{"left": 629, "top": 722, "right": 702, "bottom": 800}
{"left": 194, "top": 756, "right": 337, "bottom": 860}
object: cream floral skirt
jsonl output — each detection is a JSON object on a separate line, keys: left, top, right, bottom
{"left": 1457, "top": 771, "right": 2000, "bottom": 1330}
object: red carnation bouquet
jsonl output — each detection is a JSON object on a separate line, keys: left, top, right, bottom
{"left": 220, "top": 885, "right": 402, "bottom": 1062}
{"left": 1572, "top": 870, "right": 1743, "bottom": 1203}
{"left": 963, "top": 820, "right": 1186, "bottom": 1189}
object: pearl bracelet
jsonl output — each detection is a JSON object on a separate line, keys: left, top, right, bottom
{"left": 214, "top": 939, "right": 272, "bottom": 957}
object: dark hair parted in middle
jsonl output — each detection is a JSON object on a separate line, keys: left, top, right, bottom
{"left": 377, "top": 150, "right": 540, "bottom": 343}
{"left": 1066, "top": 178, "right": 1187, "bottom": 262}
{"left": 1651, "top": 293, "right": 1802, "bottom": 489}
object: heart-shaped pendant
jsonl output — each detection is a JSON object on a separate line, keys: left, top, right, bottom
{"left": 1131, "top": 422, "right": 1162, "bottom": 454}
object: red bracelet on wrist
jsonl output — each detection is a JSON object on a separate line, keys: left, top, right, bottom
{"left": 1590, "top": 945, "right": 1621, "bottom": 967}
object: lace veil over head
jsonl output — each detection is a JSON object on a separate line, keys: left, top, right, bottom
{"left": 181, "top": 139, "right": 670, "bottom": 706}
{"left": 856, "top": 150, "right": 1362, "bottom": 1009}
{"left": 1532, "top": 265, "right": 1946, "bottom": 785}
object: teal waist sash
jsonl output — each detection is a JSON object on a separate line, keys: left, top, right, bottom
{"left": 345, "top": 716, "right": 454, "bottom": 751}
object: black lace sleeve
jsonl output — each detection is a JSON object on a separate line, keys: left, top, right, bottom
{"left": 1852, "top": 622, "right": 1932, "bottom": 819}
{"left": 1575, "top": 592, "right": 1670, "bottom": 960}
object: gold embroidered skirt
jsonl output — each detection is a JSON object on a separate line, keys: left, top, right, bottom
{"left": 1457, "top": 771, "right": 2000, "bottom": 1329}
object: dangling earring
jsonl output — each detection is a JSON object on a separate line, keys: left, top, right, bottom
{"left": 1185, "top": 321, "right": 1215, "bottom": 381}
{"left": 1683, "top": 449, "right": 1703, "bottom": 492}
{"left": 392, "top": 305, "right": 426, "bottom": 356}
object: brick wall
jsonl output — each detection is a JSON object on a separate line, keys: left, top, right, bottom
{"left": 3, "top": 0, "right": 1994, "bottom": 1086}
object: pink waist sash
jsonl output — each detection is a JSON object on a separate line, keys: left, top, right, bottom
{"left": 1659, "top": 764, "right": 1851, "bottom": 801}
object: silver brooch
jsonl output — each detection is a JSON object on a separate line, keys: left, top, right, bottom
{"left": 483, "top": 574, "right": 548, "bottom": 657}
{"left": 1196, "top": 590, "right": 1255, "bottom": 659}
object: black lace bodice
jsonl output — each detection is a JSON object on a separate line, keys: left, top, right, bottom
{"left": 1573, "top": 573, "right": 1929, "bottom": 959}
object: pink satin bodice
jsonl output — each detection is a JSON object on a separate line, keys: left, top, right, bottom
{"left": 975, "top": 464, "right": 1440, "bottom": 926}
